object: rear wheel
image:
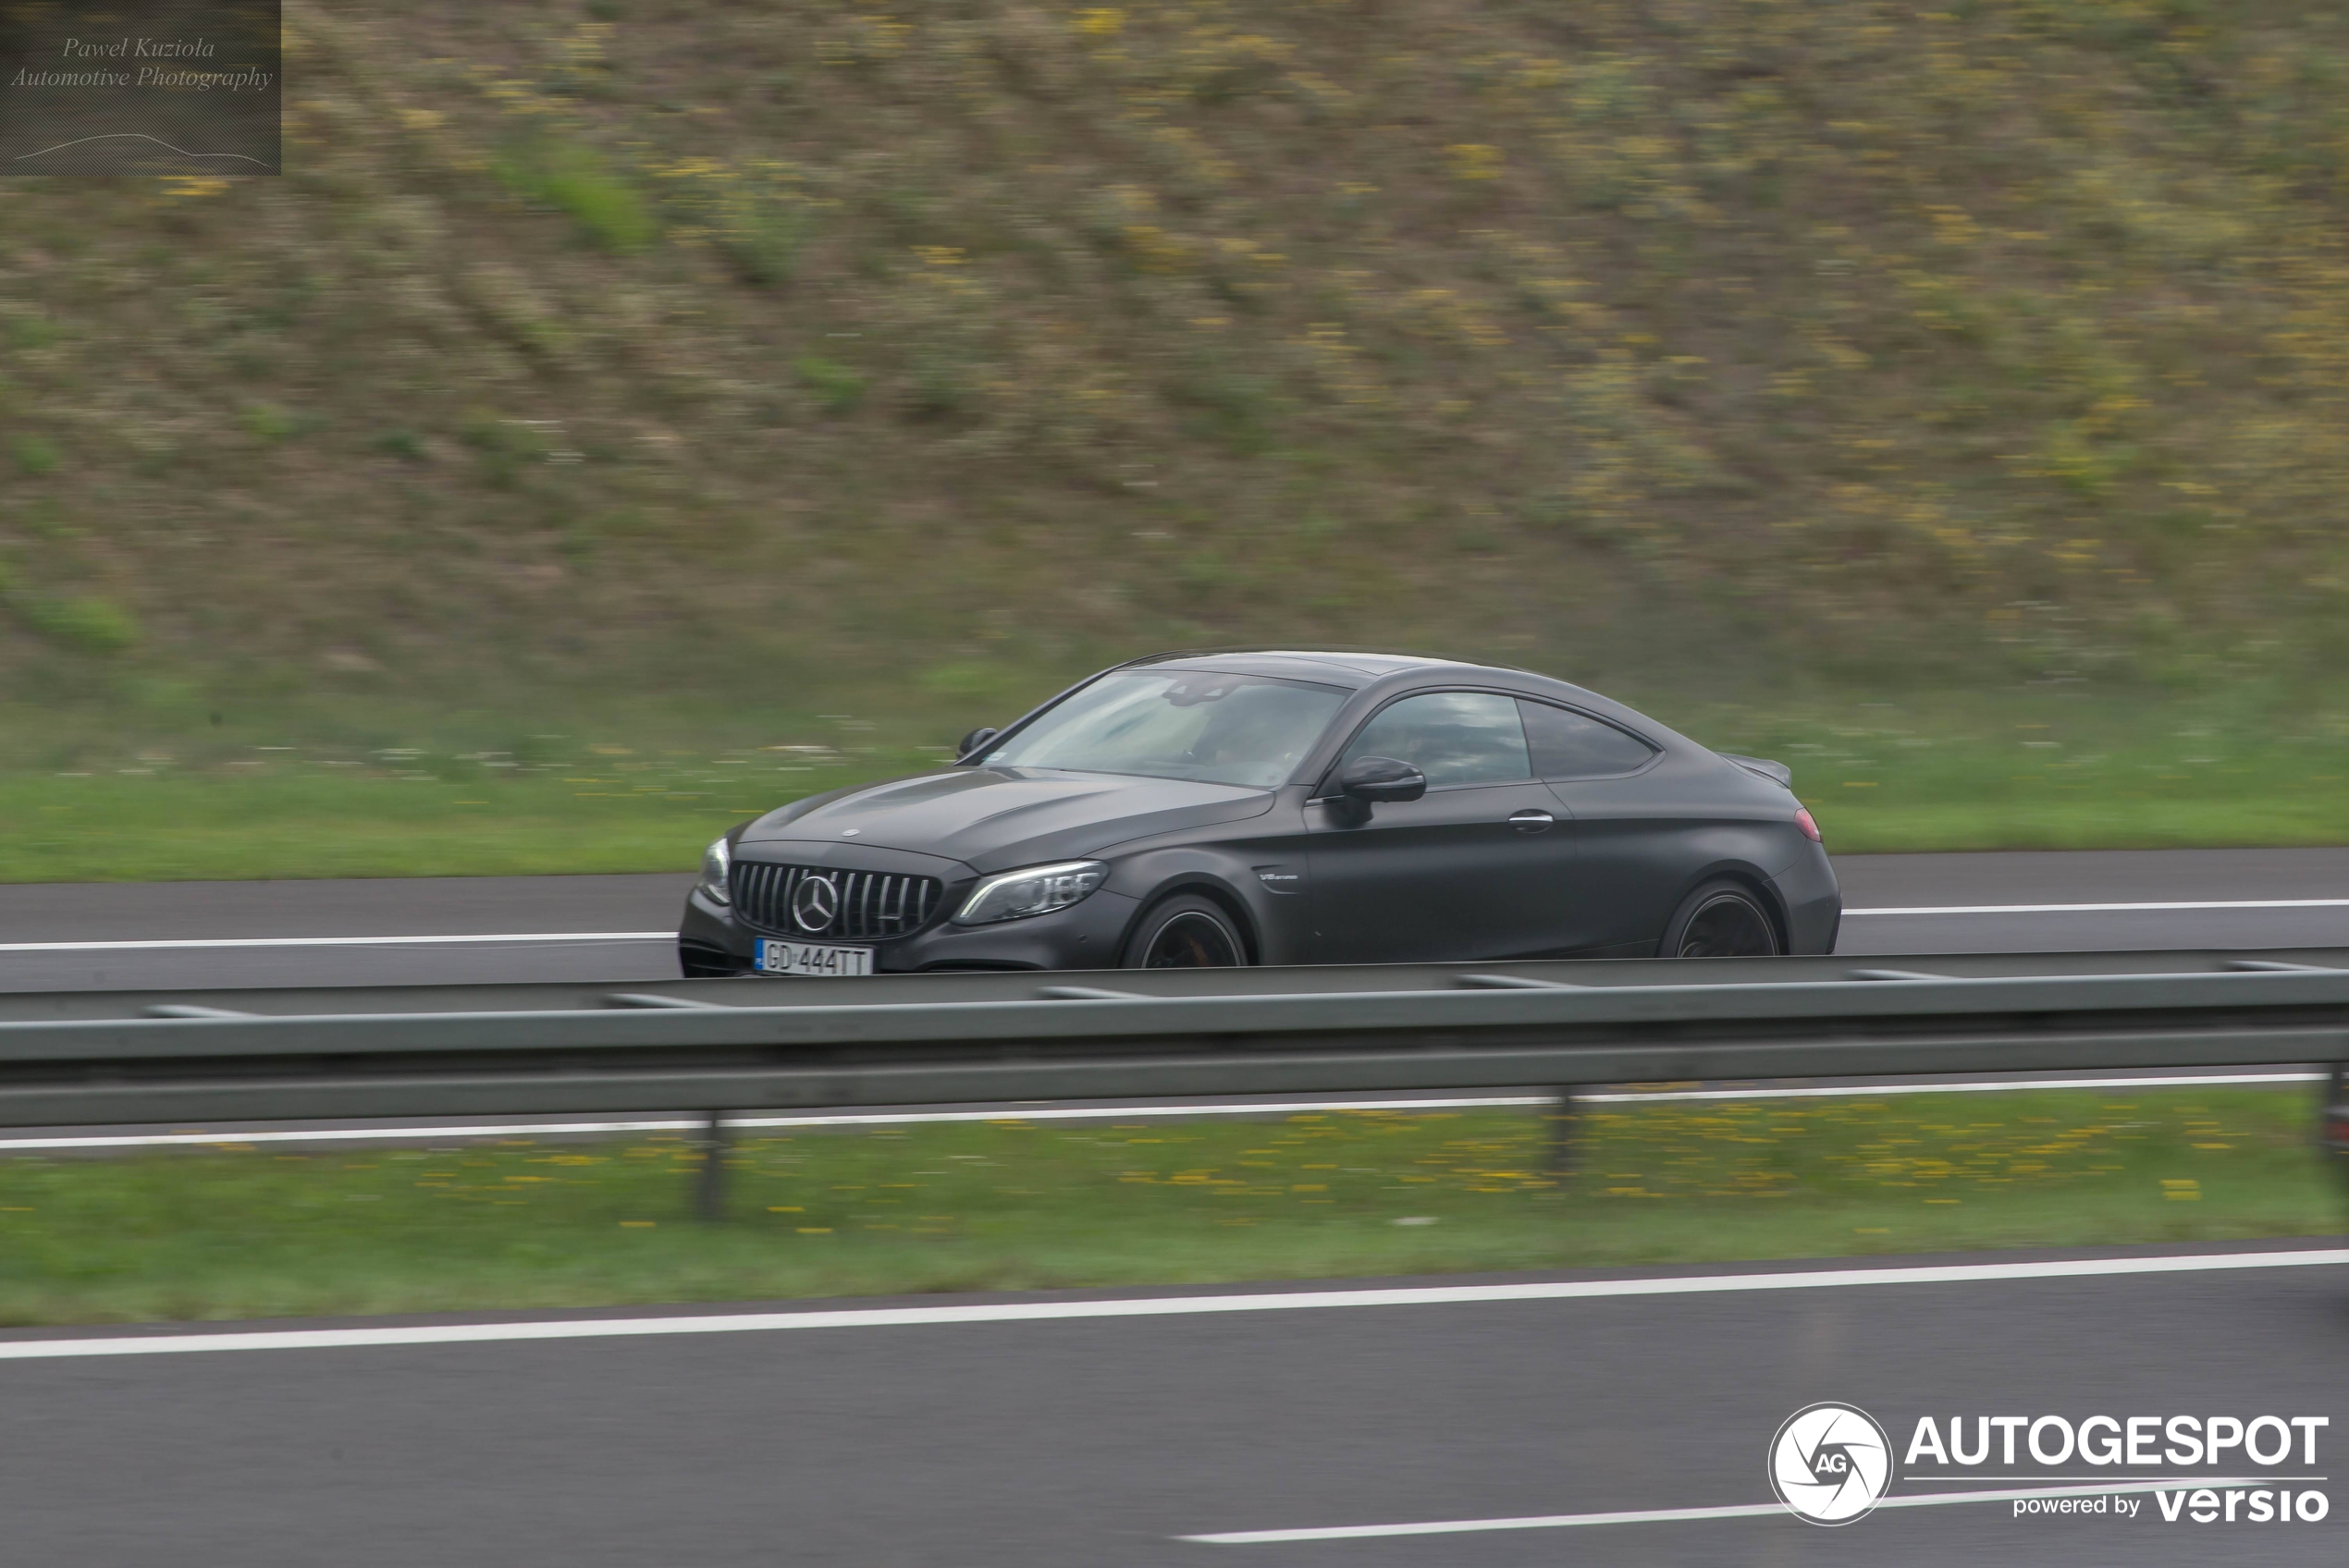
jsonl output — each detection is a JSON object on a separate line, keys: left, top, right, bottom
{"left": 1658, "top": 880, "right": 1781, "bottom": 958}
{"left": 1123, "top": 894, "right": 1248, "bottom": 969}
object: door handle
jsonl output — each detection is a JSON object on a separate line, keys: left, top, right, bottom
{"left": 1508, "top": 810, "right": 1555, "bottom": 833}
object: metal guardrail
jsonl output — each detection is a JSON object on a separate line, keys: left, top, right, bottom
{"left": 0, "top": 947, "right": 2342, "bottom": 1131}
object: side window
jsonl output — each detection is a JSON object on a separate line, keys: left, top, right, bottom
{"left": 1338, "top": 692, "right": 1531, "bottom": 789}
{"left": 1519, "top": 700, "right": 1657, "bottom": 779}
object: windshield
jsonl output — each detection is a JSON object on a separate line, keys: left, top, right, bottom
{"left": 980, "top": 670, "right": 1348, "bottom": 788}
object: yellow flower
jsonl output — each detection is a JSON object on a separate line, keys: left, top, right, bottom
{"left": 1446, "top": 143, "right": 1505, "bottom": 181}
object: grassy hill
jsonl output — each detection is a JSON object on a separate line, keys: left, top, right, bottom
{"left": 5, "top": 0, "right": 2349, "bottom": 872}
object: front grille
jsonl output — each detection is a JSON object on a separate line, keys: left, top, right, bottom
{"left": 731, "top": 862, "right": 944, "bottom": 941}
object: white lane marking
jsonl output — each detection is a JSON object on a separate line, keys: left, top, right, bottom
{"left": 0, "top": 932, "right": 671, "bottom": 953}
{"left": 0, "top": 1073, "right": 2318, "bottom": 1153}
{"left": 1181, "top": 1479, "right": 2295, "bottom": 1543}
{"left": 1584, "top": 1072, "right": 2323, "bottom": 1102}
{"left": 1848, "top": 898, "right": 2349, "bottom": 916}
{"left": 0, "top": 1249, "right": 2340, "bottom": 1363}
{"left": 0, "top": 1099, "right": 1549, "bottom": 1151}
{"left": 1193, "top": 1500, "right": 1789, "bottom": 1541}
{"left": 0, "top": 895, "right": 2324, "bottom": 957}
{"left": 0, "top": 896, "right": 2340, "bottom": 950}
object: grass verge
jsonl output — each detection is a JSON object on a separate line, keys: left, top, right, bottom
{"left": 0, "top": 753, "right": 930, "bottom": 882}
{"left": 6, "top": 714, "right": 2349, "bottom": 882}
{"left": 0, "top": 1087, "right": 2337, "bottom": 1328}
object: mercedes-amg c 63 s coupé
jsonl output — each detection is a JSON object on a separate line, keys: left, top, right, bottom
{"left": 679, "top": 650, "right": 1840, "bottom": 976}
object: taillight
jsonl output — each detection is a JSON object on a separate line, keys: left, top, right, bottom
{"left": 1795, "top": 808, "right": 1822, "bottom": 843}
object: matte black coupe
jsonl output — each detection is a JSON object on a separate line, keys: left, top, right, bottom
{"left": 679, "top": 651, "right": 1840, "bottom": 976}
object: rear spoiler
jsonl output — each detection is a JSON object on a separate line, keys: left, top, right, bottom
{"left": 1721, "top": 753, "right": 1793, "bottom": 789}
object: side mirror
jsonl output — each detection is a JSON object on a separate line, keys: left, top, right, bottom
{"left": 1339, "top": 754, "right": 1427, "bottom": 804}
{"left": 956, "top": 727, "right": 1000, "bottom": 761}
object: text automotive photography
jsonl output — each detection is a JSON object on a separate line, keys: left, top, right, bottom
{"left": 2, "top": 0, "right": 279, "bottom": 175}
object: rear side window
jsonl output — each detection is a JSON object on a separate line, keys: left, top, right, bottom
{"left": 1339, "top": 691, "right": 1531, "bottom": 788}
{"left": 1519, "top": 700, "right": 1657, "bottom": 779}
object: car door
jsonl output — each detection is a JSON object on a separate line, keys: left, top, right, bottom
{"left": 1305, "top": 691, "right": 1582, "bottom": 963}
{"left": 1519, "top": 697, "right": 1678, "bottom": 955}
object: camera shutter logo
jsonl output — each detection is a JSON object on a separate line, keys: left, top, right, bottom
{"left": 1768, "top": 1403, "right": 1894, "bottom": 1525}
{"left": 792, "top": 875, "right": 841, "bottom": 933}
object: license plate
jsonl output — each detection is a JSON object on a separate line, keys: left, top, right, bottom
{"left": 753, "top": 939, "right": 875, "bottom": 977}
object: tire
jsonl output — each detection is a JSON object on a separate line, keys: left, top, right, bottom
{"left": 1658, "top": 879, "right": 1781, "bottom": 959}
{"left": 1122, "top": 893, "right": 1249, "bottom": 969}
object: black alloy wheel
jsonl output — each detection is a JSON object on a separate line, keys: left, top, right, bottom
{"left": 1660, "top": 882, "right": 1782, "bottom": 959}
{"left": 1125, "top": 895, "right": 1248, "bottom": 968}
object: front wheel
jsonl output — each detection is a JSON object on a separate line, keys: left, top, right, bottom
{"left": 1123, "top": 894, "right": 1248, "bottom": 968}
{"left": 1658, "top": 880, "right": 1781, "bottom": 958}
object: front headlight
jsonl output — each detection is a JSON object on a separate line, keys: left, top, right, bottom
{"left": 697, "top": 836, "right": 732, "bottom": 906}
{"left": 952, "top": 860, "right": 1107, "bottom": 925}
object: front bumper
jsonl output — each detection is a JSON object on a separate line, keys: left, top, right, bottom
{"left": 679, "top": 883, "right": 1143, "bottom": 974}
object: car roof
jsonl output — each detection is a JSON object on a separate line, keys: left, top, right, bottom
{"left": 1134, "top": 649, "right": 1519, "bottom": 688}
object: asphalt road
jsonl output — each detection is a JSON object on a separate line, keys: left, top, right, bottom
{"left": 0, "top": 862, "right": 2341, "bottom": 1559}
{"left": 0, "top": 873, "right": 694, "bottom": 991}
{"left": 2, "top": 847, "right": 2347, "bottom": 990}
{"left": 1837, "top": 848, "right": 2349, "bottom": 956}
{"left": 0, "top": 1245, "right": 2340, "bottom": 1566}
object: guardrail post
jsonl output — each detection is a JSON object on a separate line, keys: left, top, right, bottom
{"left": 695, "top": 1110, "right": 730, "bottom": 1222}
{"left": 1543, "top": 1088, "right": 1580, "bottom": 1178}
{"left": 2324, "top": 1065, "right": 2348, "bottom": 1183}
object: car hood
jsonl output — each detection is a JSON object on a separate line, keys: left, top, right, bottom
{"left": 739, "top": 767, "right": 1276, "bottom": 872}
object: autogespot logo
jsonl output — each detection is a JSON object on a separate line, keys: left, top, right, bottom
{"left": 1770, "top": 1403, "right": 1895, "bottom": 1525}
